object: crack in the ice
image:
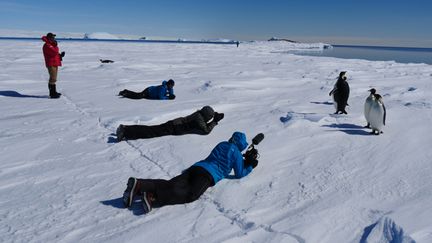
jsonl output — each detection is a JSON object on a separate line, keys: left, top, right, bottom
{"left": 126, "top": 142, "right": 173, "bottom": 177}
{"left": 60, "top": 93, "right": 170, "bottom": 176}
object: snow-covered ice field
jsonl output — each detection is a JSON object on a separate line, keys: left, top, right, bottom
{"left": 1, "top": 40, "right": 431, "bottom": 243}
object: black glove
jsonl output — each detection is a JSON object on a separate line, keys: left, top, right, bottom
{"left": 169, "top": 94, "right": 176, "bottom": 100}
{"left": 244, "top": 148, "right": 259, "bottom": 168}
{"left": 244, "top": 156, "right": 258, "bottom": 168}
{"left": 213, "top": 112, "right": 224, "bottom": 122}
{"left": 59, "top": 52, "right": 65, "bottom": 61}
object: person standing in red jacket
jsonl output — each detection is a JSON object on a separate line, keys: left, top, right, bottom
{"left": 42, "top": 33, "right": 65, "bottom": 98}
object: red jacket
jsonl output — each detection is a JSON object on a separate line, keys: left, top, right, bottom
{"left": 42, "top": 36, "right": 62, "bottom": 67}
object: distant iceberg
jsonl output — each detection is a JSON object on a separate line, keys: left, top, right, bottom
{"left": 268, "top": 37, "right": 298, "bottom": 43}
{"left": 205, "top": 38, "right": 236, "bottom": 43}
{"left": 266, "top": 37, "right": 332, "bottom": 50}
{"left": 83, "top": 32, "right": 120, "bottom": 40}
{"left": 245, "top": 40, "right": 332, "bottom": 53}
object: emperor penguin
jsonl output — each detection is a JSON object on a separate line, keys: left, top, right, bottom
{"left": 329, "top": 71, "right": 350, "bottom": 114}
{"left": 368, "top": 93, "right": 386, "bottom": 135}
{"left": 364, "top": 88, "right": 376, "bottom": 128}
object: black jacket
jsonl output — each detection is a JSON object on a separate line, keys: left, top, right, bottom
{"left": 171, "top": 110, "right": 218, "bottom": 135}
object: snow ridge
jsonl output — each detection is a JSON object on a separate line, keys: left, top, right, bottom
{"left": 359, "top": 217, "right": 416, "bottom": 243}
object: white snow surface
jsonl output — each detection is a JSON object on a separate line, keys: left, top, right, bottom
{"left": 1, "top": 40, "right": 432, "bottom": 243}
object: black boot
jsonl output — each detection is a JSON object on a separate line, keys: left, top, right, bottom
{"left": 48, "top": 84, "right": 61, "bottom": 99}
{"left": 123, "top": 177, "right": 139, "bottom": 208}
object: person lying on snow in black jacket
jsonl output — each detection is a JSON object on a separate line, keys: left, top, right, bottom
{"left": 116, "top": 106, "right": 224, "bottom": 141}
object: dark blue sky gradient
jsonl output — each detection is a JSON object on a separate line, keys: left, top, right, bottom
{"left": 0, "top": 0, "right": 431, "bottom": 47}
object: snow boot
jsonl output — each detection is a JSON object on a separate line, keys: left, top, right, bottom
{"left": 48, "top": 84, "right": 61, "bottom": 99}
{"left": 142, "top": 191, "right": 153, "bottom": 213}
{"left": 116, "top": 125, "right": 125, "bottom": 142}
{"left": 118, "top": 89, "right": 126, "bottom": 96}
{"left": 123, "top": 177, "right": 139, "bottom": 208}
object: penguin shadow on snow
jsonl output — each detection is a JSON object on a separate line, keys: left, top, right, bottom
{"left": 322, "top": 123, "right": 371, "bottom": 136}
{"left": 0, "top": 90, "right": 48, "bottom": 99}
{"left": 310, "top": 101, "right": 334, "bottom": 106}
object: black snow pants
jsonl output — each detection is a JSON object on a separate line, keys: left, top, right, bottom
{"left": 139, "top": 166, "right": 213, "bottom": 207}
{"left": 123, "top": 121, "right": 176, "bottom": 140}
{"left": 120, "top": 88, "right": 150, "bottom": 99}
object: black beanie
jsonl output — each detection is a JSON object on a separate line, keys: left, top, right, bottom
{"left": 200, "top": 106, "right": 215, "bottom": 121}
{"left": 167, "top": 79, "right": 175, "bottom": 86}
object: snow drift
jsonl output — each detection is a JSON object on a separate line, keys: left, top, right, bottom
{"left": 358, "top": 217, "right": 415, "bottom": 243}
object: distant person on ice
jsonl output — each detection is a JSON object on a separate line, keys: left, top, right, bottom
{"left": 116, "top": 106, "right": 224, "bottom": 141}
{"left": 329, "top": 71, "right": 350, "bottom": 114}
{"left": 118, "top": 79, "right": 175, "bottom": 100}
{"left": 42, "top": 33, "right": 65, "bottom": 99}
{"left": 122, "top": 131, "right": 259, "bottom": 213}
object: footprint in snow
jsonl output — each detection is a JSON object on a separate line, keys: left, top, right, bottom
{"left": 196, "top": 81, "right": 213, "bottom": 93}
{"left": 404, "top": 101, "right": 431, "bottom": 108}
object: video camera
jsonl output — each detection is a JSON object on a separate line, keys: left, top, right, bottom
{"left": 244, "top": 133, "right": 264, "bottom": 168}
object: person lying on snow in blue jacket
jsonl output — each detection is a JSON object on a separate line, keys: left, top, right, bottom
{"left": 122, "top": 131, "right": 259, "bottom": 213}
{"left": 118, "top": 79, "right": 175, "bottom": 100}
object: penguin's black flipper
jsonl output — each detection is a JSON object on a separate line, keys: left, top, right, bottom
{"left": 383, "top": 103, "right": 386, "bottom": 126}
{"left": 329, "top": 88, "right": 336, "bottom": 96}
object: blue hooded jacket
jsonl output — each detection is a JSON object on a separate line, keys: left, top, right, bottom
{"left": 147, "top": 80, "right": 174, "bottom": 100}
{"left": 194, "top": 132, "right": 253, "bottom": 185}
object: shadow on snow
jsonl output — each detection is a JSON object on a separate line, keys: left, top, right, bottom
{"left": 310, "top": 101, "right": 334, "bottom": 105}
{"left": 0, "top": 90, "right": 48, "bottom": 99}
{"left": 322, "top": 123, "right": 371, "bottom": 136}
{"left": 100, "top": 197, "right": 147, "bottom": 216}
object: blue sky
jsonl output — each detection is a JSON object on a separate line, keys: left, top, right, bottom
{"left": 1, "top": 0, "right": 431, "bottom": 47}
